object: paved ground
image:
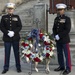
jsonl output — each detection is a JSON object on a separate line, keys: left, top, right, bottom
{"left": 0, "top": 47, "right": 75, "bottom": 75}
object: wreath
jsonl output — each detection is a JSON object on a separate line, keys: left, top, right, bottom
{"left": 20, "top": 29, "right": 55, "bottom": 63}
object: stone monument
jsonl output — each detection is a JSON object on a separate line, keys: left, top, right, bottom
{"left": 33, "top": 2, "right": 48, "bottom": 32}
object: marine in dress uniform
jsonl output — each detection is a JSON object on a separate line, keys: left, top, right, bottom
{"left": 53, "top": 3, "right": 71, "bottom": 75}
{"left": 0, "top": 3, "right": 22, "bottom": 74}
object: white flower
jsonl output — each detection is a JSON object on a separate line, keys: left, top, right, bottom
{"left": 43, "top": 36, "right": 47, "bottom": 41}
{"left": 47, "top": 36, "right": 49, "bottom": 38}
{"left": 40, "top": 56, "right": 44, "bottom": 61}
{"left": 52, "top": 46, "right": 55, "bottom": 50}
{"left": 25, "top": 40, "right": 29, "bottom": 44}
{"left": 21, "top": 46, "right": 25, "bottom": 50}
{"left": 46, "top": 36, "right": 50, "bottom": 42}
{"left": 46, "top": 50, "right": 50, "bottom": 53}
{"left": 38, "top": 43, "right": 41, "bottom": 47}
{"left": 26, "top": 50, "right": 31, "bottom": 55}
{"left": 43, "top": 35, "right": 50, "bottom": 43}
{"left": 44, "top": 33, "right": 47, "bottom": 35}
{"left": 22, "top": 46, "right": 30, "bottom": 54}
{"left": 49, "top": 51, "right": 54, "bottom": 56}
{"left": 22, "top": 50, "right": 27, "bottom": 54}
{"left": 35, "top": 53, "right": 39, "bottom": 58}
{"left": 26, "top": 57, "right": 30, "bottom": 63}
{"left": 43, "top": 50, "right": 46, "bottom": 54}
{"left": 29, "top": 44, "right": 33, "bottom": 48}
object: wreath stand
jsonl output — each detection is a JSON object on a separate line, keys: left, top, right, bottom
{"left": 29, "top": 61, "right": 50, "bottom": 75}
{"left": 20, "top": 29, "right": 55, "bottom": 75}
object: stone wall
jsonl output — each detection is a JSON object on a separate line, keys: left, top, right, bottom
{"left": 0, "top": 0, "right": 34, "bottom": 14}
{"left": 0, "top": 0, "right": 8, "bottom": 14}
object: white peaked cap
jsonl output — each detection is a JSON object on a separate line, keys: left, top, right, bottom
{"left": 56, "top": 3, "right": 67, "bottom": 9}
{"left": 6, "top": 3, "right": 15, "bottom": 8}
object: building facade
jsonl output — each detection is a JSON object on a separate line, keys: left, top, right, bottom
{"left": 0, "top": 0, "right": 32, "bottom": 14}
{"left": 49, "top": 0, "right": 75, "bottom": 14}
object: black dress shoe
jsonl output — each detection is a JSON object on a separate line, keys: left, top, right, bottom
{"left": 2, "top": 69, "right": 8, "bottom": 74}
{"left": 54, "top": 67, "right": 65, "bottom": 71}
{"left": 17, "top": 69, "right": 22, "bottom": 73}
{"left": 63, "top": 70, "right": 71, "bottom": 75}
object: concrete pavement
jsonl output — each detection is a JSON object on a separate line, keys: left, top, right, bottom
{"left": 0, "top": 47, "right": 75, "bottom": 75}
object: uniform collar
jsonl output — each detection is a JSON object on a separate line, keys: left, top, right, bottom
{"left": 8, "top": 13, "right": 14, "bottom": 16}
{"left": 59, "top": 14, "right": 65, "bottom": 17}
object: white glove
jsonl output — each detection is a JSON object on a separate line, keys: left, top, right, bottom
{"left": 8, "top": 31, "right": 14, "bottom": 37}
{"left": 55, "top": 35, "right": 60, "bottom": 40}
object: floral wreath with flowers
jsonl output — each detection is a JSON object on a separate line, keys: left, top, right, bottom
{"left": 20, "top": 29, "right": 55, "bottom": 72}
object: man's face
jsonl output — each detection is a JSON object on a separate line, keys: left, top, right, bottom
{"left": 7, "top": 8, "right": 14, "bottom": 14}
{"left": 57, "top": 9, "right": 65, "bottom": 15}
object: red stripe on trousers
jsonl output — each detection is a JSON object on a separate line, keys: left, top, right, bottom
{"left": 66, "top": 43, "right": 71, "bottom": 71}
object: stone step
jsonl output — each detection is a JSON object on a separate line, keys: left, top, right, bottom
{"left": 70, "top": 43, "right": 75, "bottom": 47}
{"left": 70, "top": 39, "right": 75, "bottom": 42}
{"left": 70, "top": 47, "right": 75, "bottom": 50}
{"left": 20, "top": 30, "right": 30, "bottom": 33}
{"left": 0, "top": 33, "right": 75, "bottom": 46}
{"left": 0, "top": 41, "right": 75, "bottom": 49}
{"left": 21, "top": 26, "right": 32, "bottom": 30}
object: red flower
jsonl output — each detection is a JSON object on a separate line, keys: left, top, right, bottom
{"left": 39, "top": 33, "right": 43, "bottom": 39}
{"left": 28, "top": 37, "right": 32, "bottom": 41}
{"left": 21, "top": 43, "right": 29, "bottom": 47}
{"left": 25, "top": 54, "right": 31, "bottom": 58}
{"left": 50, "top": 48, "right": 52, "bottom": 51}
{"left": 44, "top": 41, "right": 50, "bottom": 45}
{"left": 46, "top": 47, "right": 52, "bottom": 51}
{"left": 46, "top": 47, "right": 49, "bottom": 50}
{"left": 34, "top": 57, "right": 41, "bottom": 62}
{"left": 46, "top": 53, "right": 50, "bottom": 57}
